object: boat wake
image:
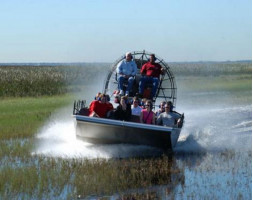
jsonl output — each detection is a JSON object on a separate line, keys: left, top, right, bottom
{"left": 33, "top": 101, "right": 251, "bottom": 158}
{"left": 33, "top": 107, "right": 162, "bottom": 159}
{"left": 175, "top": 104, "right": 252, "bottom": 153}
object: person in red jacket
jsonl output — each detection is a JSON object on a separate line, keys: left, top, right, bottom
{"left": 89, "top": 94, "right": 113, "bottom": 118}
{"left": 138, "top": 54, "right": 164, "bottom": 99}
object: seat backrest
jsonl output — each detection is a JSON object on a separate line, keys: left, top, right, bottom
{"left": 78, "top": 107, "right": 89, "bottom": 116}
{"left": 134, "top": 59, "right": 148, "bottom": 69}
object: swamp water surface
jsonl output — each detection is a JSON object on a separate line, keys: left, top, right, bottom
{"left": 32, "top": 65, "right": 252, "bottom": 199}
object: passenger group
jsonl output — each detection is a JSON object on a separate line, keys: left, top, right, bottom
{"left": 116, "top": 52, "right": 164, "bottom": 98}
{"left": 88, "top": 93, "right": 181, "bottom": 127}
{"left": 87, "top": 52, "right": 181, "bottom": 127}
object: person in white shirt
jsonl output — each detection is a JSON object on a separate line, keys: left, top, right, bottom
{"left": 116, "top": 52, "right": 137, "bottom": 96}
{"left": 131, "top": 97, "right": 142, "bottom": 116}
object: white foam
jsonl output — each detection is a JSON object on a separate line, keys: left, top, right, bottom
{"left": 174, "top": 104, "right": 252, "bottom": 153}
{"left": 33, "top": 107, "right": 161, "bottom": 159}
{"left": 33, "top": 99, "right": 252, "bottom": 157}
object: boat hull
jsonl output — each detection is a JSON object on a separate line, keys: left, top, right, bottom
{"left": 75, "top": 115, "right": 181, "bottom": 150}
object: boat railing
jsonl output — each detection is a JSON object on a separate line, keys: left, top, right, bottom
{"left": 73, "top": 100, "right": 184, "bottom": 129}
{"left": 73, "top": 100, "right": 86, "bottom": 115}
{"left": 103, "top": 50, "right": 177, "bottom": 107}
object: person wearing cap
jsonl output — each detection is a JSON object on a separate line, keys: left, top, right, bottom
{"left": 116, "top": 52, "right": 137, "bottom": 96}
{"left": 156, "top": 102, "right": 180, "bottom": 127}
{"left": 139, "top": 54, "right": 165, "bottom": 99}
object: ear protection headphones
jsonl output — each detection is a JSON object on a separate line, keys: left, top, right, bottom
{"left": 159, "top": 101, "right": 166, "bottom": 108}
{"left": 150, "top": 54, "right": 157, "bottom": 61}
{"left": 165, "top": 101, "right": 174, "bottom": 111}
{"left": 124, "top": 52, "right": 133, "bottom": 60}
{"left": 114, "top": 96, "right": 120, "bottom": 103}
{"left": 145, "top": 101, "right": 153, "bottom": 109}
{"left": 120, "top": 96, "right": 129, "bottom": 105}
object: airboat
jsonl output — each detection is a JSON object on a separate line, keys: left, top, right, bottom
{"left": 73, "top": 50, "right": 184, "bottom": 151}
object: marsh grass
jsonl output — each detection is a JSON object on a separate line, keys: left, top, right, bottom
{"left": 0, "top": 95, "right": 72, "bottom": 139}
{"left": 0, "top": 95, "right": 75, "bottom": 199}
{"left": 1, "top": 151, "right": 249, "bottom": 199}
{"left": 0, "top": 62, "right": 251, "bottom": 199}
{"left": 174, "top": 150, "right": 252, "bottom": 200}
{"left": 73, "top": 156, "right": 184, "bottom": 197}
{"left": 0, "top": 95, "right": 73, "bottom": 198}
{"left": 0, "top": 61, "right": 251, "bottom": 97}
{"left": 0, "top": 155, "right": 185, "bottom": 199}
{"left": 0, "top": 94, "right": 184, "bottom": 199}
{"left": 0, "top": 64, "right": 109, "bottom": 97}
{"left": 177, "top": 75, "right": 251, "bottom": 93}
{"left": 170, "top": 61, "right": 251, "bottom": 76}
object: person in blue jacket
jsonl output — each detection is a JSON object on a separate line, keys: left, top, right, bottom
{"left": 116, "top": 52, "right": 137, "bottom": 96}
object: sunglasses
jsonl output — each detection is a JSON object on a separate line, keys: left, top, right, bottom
{"left": 165, "top": 106, "right": 170, "bottom": 108}
{"left": 146, "top": 104, "right": 151, "bottom": 107}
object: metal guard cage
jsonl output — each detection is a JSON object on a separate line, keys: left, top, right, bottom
{"left": 103, "top": 50, "right": 177, "bottom": 107}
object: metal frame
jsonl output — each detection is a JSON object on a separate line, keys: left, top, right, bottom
{"left": 73, "top": 100, "right": 86, "bottom": 115}
{"left": 103, "top": 50, "right": 177, "bottom": 107}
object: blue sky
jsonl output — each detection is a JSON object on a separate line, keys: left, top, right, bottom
{"left": 0, "top": 0, "right": 251, "bottom": 62}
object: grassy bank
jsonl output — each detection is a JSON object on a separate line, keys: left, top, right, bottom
{"left": 0, "top": 95, "right": 73, "bottom": 139}
{"left": 0, "top": 95, "right": 72, "bottom": 162}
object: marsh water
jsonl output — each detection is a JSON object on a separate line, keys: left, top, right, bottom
{"left": 34, "top": 62, "right": 252, "bottom": 199}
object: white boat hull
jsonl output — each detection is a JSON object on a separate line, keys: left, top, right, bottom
{"left": 75, "top": 115, "right": 181, "bottom": 150}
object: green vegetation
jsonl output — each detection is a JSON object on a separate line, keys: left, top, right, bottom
{"left": 0, "top": 155, "right": 185, "bottom": 199}
{"left": 0, "top": 61, "right": 251, "bottom": 97}
{"left": 0, "top": 95, "right": 72, "bottom": 139}
{"left": 0, "top": 62, "right": 251, "bottom": 199}
{"left": 0, "top": 94, "right": 184, "bottom": 199}
{"left": 177, "top": 75, "right": 252, "bottom": 93}
{"left": 0, "top": 64, "right": 109, "bottom": 97}
{"left": 170, "top": 61, "right": 252, "bottom": 76}
{"left": 0, "top": 64, "right": 184, "bottom": 199}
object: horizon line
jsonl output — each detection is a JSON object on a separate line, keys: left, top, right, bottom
{"left": 0, "top": 59, "right": 251, "bottom": 64}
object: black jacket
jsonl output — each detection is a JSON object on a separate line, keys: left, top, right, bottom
{"left": 114, "top": 104, "right": 131, "bottom": 121}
